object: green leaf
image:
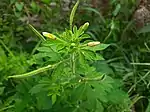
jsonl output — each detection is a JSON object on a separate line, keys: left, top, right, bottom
{"left": 30, "top": 1, "right": 40, "bottom": 13}
{"left": 146, "top": 100, "right": 150, "bottom": 112}
{"left": 71, "top": 83, "right": 86, "bottom": 101}
{"left": 138, "top": 24, "right": 150, "bottom": 34}
{"left": 41, "top": 0, "right": 51, "bottom": 4}
{"left": 0, "top": 87, "right": 5, "bottom": 95}
{"left": 79, "top": 52, "right": 86, "bottom": 65}
{"left": 37, "top": 47, "right": 53, "bottom": 52}
{"left": 29, "top": 84, "right": 48, "bottom": 95}
{"left": 0, "top": 46, "right": 7, "bottom": 64}
{"left": 15, "top": 2, "right": 24, "bottom": 11}
{"left": 36, "top": 92, "right": 52, "bottom": 110}
{"left": 113, "top": 4, "right": 121, "bottom": 16}
{"left": 52, "top": 94, "right": 57, "bottom": 105}
{"left": 96, "top": 101, "right": 104, "bottom": 112}
{"left": 82, "top": 44, "right": 110, "bottom": 52}
{"left": 79, "top": 34, "right": 91, "bottom": 41}
{"left": 81, "top": 50, "right": 96, "bottom": 61}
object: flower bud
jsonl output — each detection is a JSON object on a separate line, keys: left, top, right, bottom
{"left": 42, "top": 32, "right": 56, "bottom": 40}
{"left": 87, "top": 41, "right": 100, "bottom": 47}
{"left": 80, "top": 22, "right": 89, "bottom": 31}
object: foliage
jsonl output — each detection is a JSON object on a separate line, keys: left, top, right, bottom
{"left": 0, "top": 1, "right": 132, "bottom": 112}
{"left": 1, "top": 0, "right": 150, "bottom": 112}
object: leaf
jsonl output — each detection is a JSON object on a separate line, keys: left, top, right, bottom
{"left": 93, "top": 61, "right": 114, "bottom": 74}
{"left": 0, "top": 87, "right": 5, "bottom": 95}
{"left": 36, "top": 92, "right": 52, "bottom": 110}
{"left": 113, "top": 4, "right": 121, "bottom": 16}
{"left": 15, "top": 2, "right": 24, "bottom": 11}
{"left": 71, "top": 83, "right": 86, "bottom": 102}
{"left": 138, "top": 24, "right": 150, "bottom": 34}
{"left": 146, "top": 100, "right": 150, "bottom": 112}
{"left": 0, "top": 46, "right": 6, "bottom": 64}
{"left": 30, "top": 1, "right": 40, "bottom": 13}
{"left": 52, "top": 94, "right": 57, "bottom": 105}
{"left": 79, "top": 52, "right": 86, "bottom": 65}
{"left": 29, "top": 84, "right": 48, "bottom": 95}
{"left": 37, "top": 47, "right": 53, "bottom": 52}
{"left": 79, "top": 34, "right": 91, "bottom": 41}
{"left": 81, "top": 50, "right": 96, "bottom": 61}
{"left": 82, "top": 44, "right": 110, "bottom": 52}
{"left": 41, "top": 0, "right": 51, "bottom": 4}
{"left": 95, "top": 101, "right": 104, "bottom": 112}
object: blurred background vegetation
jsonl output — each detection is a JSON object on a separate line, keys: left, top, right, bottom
{"left": 1, "top": 0, "right": 150, "bottom": 112}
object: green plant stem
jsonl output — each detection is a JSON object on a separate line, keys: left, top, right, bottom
{"left": 103, "top": 30, "right": 113, "bottom": 43}
{"left": 0, "top": 40, "right": 15, "bottom": 57}
{"left": 72, "top": 53, "right": 76, "bottom": 75}
{"left": 128, "top": 71, "right": 150, "bottom": 94}
{"left": 30, "top": 40, "right": 42, "bottom": 56}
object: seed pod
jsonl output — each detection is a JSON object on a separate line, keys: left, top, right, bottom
{"left": 87, "top": 41, "right": 100, "bottom": 47}
{"left": 42, "top": 32, "right": 56, "bottom": 40}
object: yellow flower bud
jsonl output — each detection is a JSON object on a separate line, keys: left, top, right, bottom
{"left": 87, "top": 41, "right": 100, "bottom": 47}
{"left": 42, "top": 32, "right": 56, "bottom": 40}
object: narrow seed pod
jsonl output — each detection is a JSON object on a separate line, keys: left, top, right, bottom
{"left": 87, "top": 41, "right": 100, "bottom": 47}
{"left": 42, "top": 32, "right": 56, "bottom": 40}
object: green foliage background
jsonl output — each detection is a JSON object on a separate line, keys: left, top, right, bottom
{"left": 0, "top": 0, "right": 150, "bottom": 112}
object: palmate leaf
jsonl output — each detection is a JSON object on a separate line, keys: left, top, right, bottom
{"left": 81, "top": 49, "right": 96, "bottom": 61}
{"left": 29, "top": 83, "right": 49, "bottom": 95}
{"left": 70, "top": 83, "right": 86, "bottom": 102}
{"left": 81, "top": 49, "right": 104, "bottom": 61}
{"left": 36, "top": 92, "right": 52, "bottom": 110}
